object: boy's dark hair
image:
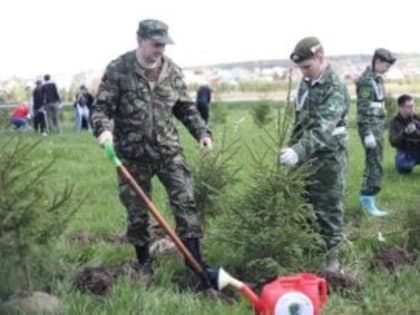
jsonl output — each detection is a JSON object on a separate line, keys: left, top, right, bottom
{"left": 43, "top": 74, "right": 50, "bottom": 81}
{"left": 398, "top": 94, "right": 413, "bottom": 107}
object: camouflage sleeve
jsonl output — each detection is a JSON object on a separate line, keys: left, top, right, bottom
{"left": 288, "top": 83, "right": 305, "bottom": 146}
{"left": 356, "top": 79, "right": 374, "bottom": 137}
{"left": 171, "top": 71, "right": 211, "bottom": 140}
{"left": 91, "top": 62, "right": 120, "bottom": 138}
{"left": 291, "top": 88, "right": 347, "bottom": 162}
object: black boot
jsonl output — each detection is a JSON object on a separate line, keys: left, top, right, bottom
{"left": 134, "top": 245, "right": 154, "bottom": 275}
{"left": 182, "top": 238, "right": 218, "bottom": 289}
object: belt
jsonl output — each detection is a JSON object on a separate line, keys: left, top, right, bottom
{"left": 332, "top": 126, "right": 346, "bottom": 136}
{"left": 370, "top": 102, "right": 384, "bottom": 109}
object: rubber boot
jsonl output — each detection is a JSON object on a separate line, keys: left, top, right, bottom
{"left": 182, "top": 238, "right": 218, "bottom": 289}
{"left": 359, "top": 195, "right": 388, "bottom": 217}
{"left": 134, "top": 245, "right": 154, "bottom": 276}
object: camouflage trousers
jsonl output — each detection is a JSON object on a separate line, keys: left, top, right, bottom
{"left": 118, "top": 153, "right": 202, "bottom": 247}
{"left": 359, "top": 127, "right": 384, "bottom": 195}
{"left": 306, "top": 148, "right": 348, "bottom": 251}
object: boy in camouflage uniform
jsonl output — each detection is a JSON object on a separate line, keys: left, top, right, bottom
{"left": 91, "top": 19, "right": 215, "bottom": 282}
{"left": 356, "top": 48, "right": 396, "bottom": 216}
{"left": 279, "top": 37, "right": 349, "bottom": 272}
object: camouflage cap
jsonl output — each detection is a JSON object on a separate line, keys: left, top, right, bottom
{"left": 137, "top": 19, "right": 174, "bottom": 44}
{"left": 290, "top": 36, "right": 323, "bottom": 63}
{"left": 373, "top": 48, "right": 396, "bottom": 64}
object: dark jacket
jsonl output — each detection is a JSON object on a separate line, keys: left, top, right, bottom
{"left": 41, "top": 82, "right": 61, "bottom": 104}
{"left": 74, "top": 92, "right": 94, "bottom": 111}
{"left": 32, "top": 87, "right": 44, "bottom": 111}
{"left": 196, "top": 85, "right": 211, "bottom": 105}
{"left": 389, "top": 112, "right": 420, "bottom": 152}
{"left": 85, "top": 92, "right": 94, "bottom": 111}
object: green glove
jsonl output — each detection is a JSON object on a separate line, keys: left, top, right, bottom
{"left": 104, "top": 141, "right": 122, "bottom": 167}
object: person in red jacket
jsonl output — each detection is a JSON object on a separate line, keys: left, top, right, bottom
{"left": 10, "top": 103, "right": 30, "bottom": 130}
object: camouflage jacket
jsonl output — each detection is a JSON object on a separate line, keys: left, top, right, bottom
{"left": 91, "top": 51, "right": 210, "bottom": 159}
{"left": 290, "top": 65, "right": 349, "bottom": 162}
{"left": 356, "top": 67, "right": 387, "bottom": 137}
{"left": 389, "top": 113, "right": 420, "bottom": 151}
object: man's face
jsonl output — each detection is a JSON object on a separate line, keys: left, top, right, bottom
{"left": 138, "top": 37, "right": 166, "bottom": 63}
{"left": 374, "top": 59, "right": 392, "bottom": 74}
{"left": 400, "top": 99, "right": 415, "bottom": 118}
{"left": 296, "top": 54, "right": 323, "bottom": 80}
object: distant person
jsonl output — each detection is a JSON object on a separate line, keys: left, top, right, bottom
{"left": 196, "top": 85, "right": 211, "bottom": 123}
{"left": 10, "top": 103, "right": 30, "bottom": 130}
{"left": 356, "top": 48, "right": 396, "bottom": 216}
{"left": 33, "top": 80, "right": 47, "bottom": 135}
{"left": 389, "top": 94, "right": 420, "bottom": 174}
{"left": 41, "top": 74, "right": 61, "bottom": 133}
{"left": 74, "top": 85, "right": 93, "bottom": 131}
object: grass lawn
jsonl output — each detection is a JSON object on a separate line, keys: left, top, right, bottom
{"left": 1, "top": 102, "right": 420, "bottom": 315}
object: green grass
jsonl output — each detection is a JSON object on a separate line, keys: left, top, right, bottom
{"left": 2, "top": 103, "right": 420, "bottom": 315}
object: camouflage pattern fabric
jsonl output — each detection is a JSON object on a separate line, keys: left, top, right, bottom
{"left": 91, "top": 51, "right": 209, "bottom": 246}
{"left": 118, "top": 154, "right": 202, "bottom": 247}
{"left": 137, "top": 19, "right": 174, "bottom": 44}
{"left": 290, "top": 65, "right": 349, "bottom": 250}
{"left": 356, "top": 67, "right": 386, "bottom": 195}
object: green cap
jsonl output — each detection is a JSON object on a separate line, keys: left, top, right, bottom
{"left": 290, "top": 36, "right": 322, "bottom": 63}
{"left": 137, "top": 19, "right": 174, "bottom": 44}
{"left": 373, "top": 48, "right": 396, "bottom": 64}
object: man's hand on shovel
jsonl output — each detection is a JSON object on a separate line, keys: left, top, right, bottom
{"left": 97, "top": 130, "right": 113, "bottom": 147}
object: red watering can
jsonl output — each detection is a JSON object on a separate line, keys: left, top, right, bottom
{"left": 218, "top": 269, "right": 328, "bottom": 315}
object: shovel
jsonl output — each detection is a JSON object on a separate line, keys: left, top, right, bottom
{"left": 103, "top": 141, "right": 217, "bottom": 288}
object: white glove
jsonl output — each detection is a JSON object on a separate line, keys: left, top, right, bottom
{"left": 199, "top": 136, "right": 213, "bottom": 150}
{"left": 364, "top": 134, "right": 377, "bottom": 149}
{"left": 97, "top": 130, "right": 113, "bottom": 146}
{"left": 404, "top": 122, "right": 416, "bottom": 134}
{"left": 279, "top": 148, "right": 298, "bottom": 166}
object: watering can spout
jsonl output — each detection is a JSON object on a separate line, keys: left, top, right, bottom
{"left": 217, "top": 268, "right": 265, "bottom": 313}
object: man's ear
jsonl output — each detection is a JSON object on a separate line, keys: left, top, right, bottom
{"left": 315, "top": 51, "right": 324, "bottom": 64}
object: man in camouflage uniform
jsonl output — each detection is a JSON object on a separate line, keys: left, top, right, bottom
{"left": 356, "top": 48, "right": 396, "bottom": 216}
{"left": 279, "top": 37, "right": 349, "bottom": 272}
{"left": 91, "top": 19, "right": 215, "bottom": 282}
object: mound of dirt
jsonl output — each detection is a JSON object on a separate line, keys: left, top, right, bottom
{"left": 371, "top": 246, "right": 412, "bottom": 272}
{"left": 150, "top": 238, "right": 178, "bottom": 258}
{"left": 319, "top": 271, "right": 363, "bottom": 293}
{"left": 73, "top": 266, "right": 114, "bottom": 296}
{"left": 371, "top": 246, "right": 414, "bottom": 272}
{"left": 0, "top": 291, "right": 60, "bottom": 314}
{"left": 112, "top": 260, "right": 153, "bottom": 287}
{"left": 113, "top": 261, "right": 143, "bottom": 280}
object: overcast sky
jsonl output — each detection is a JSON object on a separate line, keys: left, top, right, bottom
{"left": 1, "top": 0, "right": 419, "bottom": 78}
